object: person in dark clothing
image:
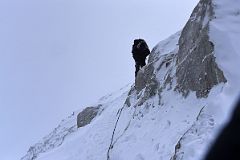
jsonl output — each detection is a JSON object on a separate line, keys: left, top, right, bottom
{"left": 132, "top": 39, "right": 150, "bottom": 77}
{"left": 204, "top": 99, "right": 240, "bottom": 160}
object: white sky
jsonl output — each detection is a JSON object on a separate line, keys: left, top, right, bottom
{"left": 0, "top": 0, "right": 199, "bottom": 159}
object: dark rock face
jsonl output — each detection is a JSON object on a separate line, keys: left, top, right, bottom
{"left": 175, "top": 0, "right": 226, "bottom": 98}
{"left": 135, "top": 62, "right": 156, "bottom": 93}
{"left": 134, "top": 62, "right": 159, "bottom": 106}
{"left": 134, "top": 0, "right": 226, "bottom": 99}
{"left": 77, "top": 106, "right": 100, "bottom": 128}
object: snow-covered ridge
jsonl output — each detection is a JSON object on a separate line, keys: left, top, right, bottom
{"left": 21, "top": 113, "right": 77, "bottom": 160}
{"left": 21, "top": 84, "right": 131, "bottom": 160}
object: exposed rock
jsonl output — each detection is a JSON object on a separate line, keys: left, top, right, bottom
{"left": 133, "top": 0, "right": 225, "bottom": 102}
{"left": 77, "top": 106, "right": 100, "bottom": 128}
{"left": 136, "top": 76, "right": 159, "bottom": 106}
{"left": 175, "top": 0, "right": 226, "bottom": 98}
{"left": 134, "top": 59, "right": 160, "bottom": 106}
{"left": 135, "top": 62, "right": 156, "bottom": 93}
{"left": 125, "top": 96, "right": 132, "bottom": 107}
{"left": 124, "top": 85, "right": 137, "bottom": 107}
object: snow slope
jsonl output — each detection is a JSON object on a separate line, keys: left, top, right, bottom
{"left": 21, "top": 84, "right": 131, "bottom": 160}
{"left": 21, "top": 0, "right": 240, "bottom": 160}
{"left": 210, "top": 0, "right": 240, "bottom": 118}
{"left": 165, "top": 0, "right": 240, "bottom": 159}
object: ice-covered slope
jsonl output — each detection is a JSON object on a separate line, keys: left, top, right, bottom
{"left": 21, "top": 0, "right": 240, "bottom": 159}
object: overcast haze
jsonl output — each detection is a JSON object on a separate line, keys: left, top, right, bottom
{"left": 0, "top": 0, "right": 198, "bottom": 159}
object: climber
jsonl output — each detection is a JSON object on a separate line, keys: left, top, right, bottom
{"left": 132, "top": 39, "right": 150, "bottom": 77}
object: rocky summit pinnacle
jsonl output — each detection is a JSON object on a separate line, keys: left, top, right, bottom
{"left": 175, "top": 0, "right": 226, "bottom": 98}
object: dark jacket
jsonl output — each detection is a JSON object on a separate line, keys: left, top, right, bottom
{"left": 132, "top": 39, "right": 150, "bottom": 65}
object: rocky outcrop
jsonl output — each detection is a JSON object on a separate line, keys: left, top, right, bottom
{"left": 77, "top": 106, "right": 101, "bottom": 128}
{"left": 135, "top": 0, "right": 226, "bottom": 99}
{"left": 135, "top": 63, "right": 156, "bottom": 93}
{"left": 134, "top": 63, "right": 159, "bottom": 106}
{"left": 175, "top": 0, "right": 226, "bottom": 98}
{"left": 133, "top": 31, "right": 180, "bottom": 108}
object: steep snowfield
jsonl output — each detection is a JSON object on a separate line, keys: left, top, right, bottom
{"left": 27, "top": 32, "right": 209, "bottom": 160}
{"left": 21, "top": 0, "right": 240, "bottom": 160}
{"left": 36, "top": 85, "right": 131, "bottom": 160}
{"left": 22, "top": 31, "right": 214, "bottom": 160}
{"left": 107, "top": 32, "right": 207, "bottom": 160}
{"left": 169, "top": 0, "right": 240, "bottom": 159}
{"left": 21, "top": 84, "right": 131, "bottom": 160}
{"left": 210, "top": 0, "right": 240, "bottom": 119}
